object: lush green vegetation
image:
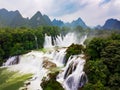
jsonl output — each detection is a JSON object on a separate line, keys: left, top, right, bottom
{"left": 0, "top": 68, "right": 32, "bottom": 90}
{"left": 41, "top": 72, "right": 64, "bottom": 90}
{"left": 84, "top": 33, "right": 120, "bottom": 90}
{"left": 65, "top": 44, "right": 84, "bottom": 64}
{"left": 0, "top": 26, "right": 60, "bottom": 66}
{"left": 41, "top": 59, "right": 64, "bottom": 90}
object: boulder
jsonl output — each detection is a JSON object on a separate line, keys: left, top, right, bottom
{"left": 43, "top": 59, "right": 56, "bottom": 69}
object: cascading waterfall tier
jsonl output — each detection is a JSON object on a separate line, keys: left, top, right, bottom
{"left": 3, "top": 32, "right": 88, "bottom": 90}
{"left": 44, "top": 32, "right": 87, "bottom": 48}
{"left": 3, "top": 56, "right": 19, "bottom": 66}
{"left": 44, "top": 34, "right": 53, "bottom": 48}
{"left": 3, "top": 51, "right": 47, "bottom": 90}
{"left": 43, "top": 32, "right": 88, "bottom": 90}
{"left": 54, "top": 33, "right": 78, "bottom": 47}
{"left": 57, "top": 55, "right": 88, "bottom": 90}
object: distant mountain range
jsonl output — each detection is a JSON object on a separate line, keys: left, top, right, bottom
{"left": 102, "top": 18, "right": 120, "bottom": 30}
{"left": 0, "top": 8, "right": 87, "bottom": 28}
{"left": 0, "top": 8, "right": 29, "bottom": 27}
{"left": 0, "top": 8, "right": 120, "bottom": 30}
{"left": 95, "top": 19, "right": 120, "bottom": 30}
{"left": 29, "top": 11, "right": 52, "bottom": 27}
{"left": 52, "top": 18, "right": 87, "bottom": 28}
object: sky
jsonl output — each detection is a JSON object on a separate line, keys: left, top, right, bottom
{"left": 0, "top": 0, "right": 120, "bottom": 26}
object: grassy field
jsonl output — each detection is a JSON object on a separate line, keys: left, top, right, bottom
{"left": 0, "top": 68, "right": 33, "bottom": 90}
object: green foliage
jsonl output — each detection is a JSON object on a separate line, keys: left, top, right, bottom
{"left": 0, "top": 26, "right": 60, "bottom": 66}
{"left": 74, "top": 25, "right": 89, "bottom": 36}
{"left": 41, "top": 72, "right": 64, "bottom": 90}
{"left": 61, "top": 26, "right": 71, "bottom": 36}
{"left": 110, "top": 33, "right": 120, "bottom": 40}
{"left": 0, "top": 68, "right": 32, "bottom": 90}
{"left": 84, "top": 81, "right": 105, "bottom": 90}
{"left": 10, "top": 43, "right": 24, "bottom": 56}
{"left": 85, "top": 38, "right": 108, "bottom": 59}
{"left": 84, "top": 33, "right": 120, "bottom": 89}
{"left": 65, "top": 44, "right": 84, "bottom": 64}
{"left": 101, "top": 40, "right": 120, "bottom": 72}
{"left": 85, "top": 60, "right": 109, "bottom": 85}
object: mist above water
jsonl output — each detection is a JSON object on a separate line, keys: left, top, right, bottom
{"left": 44, "top": 32, "right": 87, "bottom": 48}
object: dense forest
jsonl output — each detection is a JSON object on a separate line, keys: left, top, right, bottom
{"left": 84, "top": 33, "right": 120, "bottom": 90}
{"left": 0, "top": 26, "right": 60, "bottom": 65}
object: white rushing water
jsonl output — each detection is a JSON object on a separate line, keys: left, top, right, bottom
{"left": 4, "top": 51, "right": 47, "bottom": 90}
{"left": 44, "top": 32, "right": 85, "bottom": 48}
{"left": 55, "top": 33, "right": 78, "bottom": 47}
{"left": 3, "top": 56, "right": 19, "bottom": 66}
{"left": 3, "top": 32, "right": 88, "bottom": 90}
{"left": 44, "top": 34, "right": 53, "bottom": 48}
{"left": 34, "top": 35, "right": 38, "bottom": 49}
{"left": 57, "top": 55, "right": 88, "bottom": 90}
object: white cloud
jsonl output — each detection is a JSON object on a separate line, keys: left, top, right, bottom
{"left": 59, "top": 0, "right": 120, "bottom": 26}
{"left": 0, "top": 0, "right": 120, "bottom": 26}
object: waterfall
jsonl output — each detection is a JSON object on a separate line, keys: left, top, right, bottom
{"left": 80, "top": 34, "right": 87, "bottom": 45}
{"left": 57, "top": 55, "right": 88, "bottom": 90}
{"left": 4, "top": 51, "right": 47, "bottom": 90}
{"left": 34, "top": 35, "right": 38, "bottom": 49}
{"left": 53, "top": 48, "right": 66, "bottom": 66}
{"left": 44, "top": 34, "right": 53, "bottom": 48}
{"left": 2, "top": 32, "right": 88, "bottom": 90}
{"left": 55, "top": 33, "right": 88, "bottom": 90}
{"left": 64, "top": 55, "right": 87, "bottom": 90}
{"left": 44, "top": 32, "right": 81, "bottom": 48}
{"left": 3, "top": 56, "right": 19, "bottom": 66}
{"left": 55, "top": 33, "right": 78, "bottom": 47}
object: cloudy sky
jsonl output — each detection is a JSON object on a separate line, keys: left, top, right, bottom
{"left": 0, "top": 0, "right": 120, "bottom": 26}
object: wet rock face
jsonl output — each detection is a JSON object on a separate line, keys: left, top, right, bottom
{"left": 43, "top": 59, "right": 57, "bottom": 69}
{"left": 3, "top": 56, "right": 19, "bottom": 66}
{"left": 78, "top": 73, "right": 88, "bottom": 88}
{"left": 64, "top": 61, "right": 78, "bottom": 79}
{"left": 64, "top": 73, "right": 88, "bottom": 90}
{"left": 25, "top": 82, "right": 31, "bottom": 86}
{"left": 11, "top": 56, "right": 19, "bottom": 65}
{"left": 66, "top": 76, "right": 74, "bottom": 89}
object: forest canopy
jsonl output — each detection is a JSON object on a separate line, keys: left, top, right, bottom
{"left": 84, "top": 33, "right": 120, "bottom": 90}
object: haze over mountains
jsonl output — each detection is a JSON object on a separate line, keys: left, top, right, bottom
{"left": 0, "top": 8, "right": 120, "bottom": 30}
{"left": 0, "top": 8, "right": 88, "bottom": 28}
{"left": 102, "top": 18, "right": 120, "bottom": 30}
